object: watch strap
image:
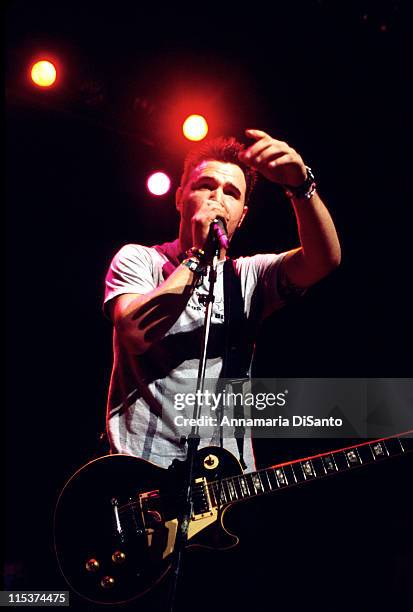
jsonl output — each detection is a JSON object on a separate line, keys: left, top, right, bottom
{"left": 284, "top": 165, "right": 317, "bottom": 200}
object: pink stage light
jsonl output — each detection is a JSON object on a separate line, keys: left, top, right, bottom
{"left": 147, "top": 172, "right": 171, "bottom": 196}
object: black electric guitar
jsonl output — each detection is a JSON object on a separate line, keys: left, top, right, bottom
{"left": 54, "top": 431, "right": 413, "bottom": 605}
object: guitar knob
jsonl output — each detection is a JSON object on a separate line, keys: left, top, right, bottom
{"left": 203, "top": 454, "right": 219, "bottom": 469}
{"left": 100, "top": 576, "right": 115, "bottom": 589}
{"left": 112, "top": 550, "right": 126, "bottom": 564}
{"left": 85, "top": 558, "right": 99, "bottom": 572}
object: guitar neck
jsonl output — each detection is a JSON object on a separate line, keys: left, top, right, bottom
{"left": 206, "top": 431, "right": 413, "bottom": 507}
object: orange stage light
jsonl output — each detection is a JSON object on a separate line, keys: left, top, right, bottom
{"left": 31, "top": 60, "right": 57, "bottom": 87}
{"left": 182, "top": 115, "right": 208, "bottom": 142}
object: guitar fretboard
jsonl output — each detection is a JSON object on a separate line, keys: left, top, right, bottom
{"left": 204, "top": 432, "right": 413, "bottom": 509}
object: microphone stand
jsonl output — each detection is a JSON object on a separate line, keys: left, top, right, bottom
{"left": 167, "top": 239, "right": 220, "bottom": 612}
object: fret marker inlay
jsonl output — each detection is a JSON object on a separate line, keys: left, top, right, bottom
{"left": 275, "top": 468, "right": 287, "bottom": 486}
{"left": 302, "top": 460, "right": 315, "bottom": 478}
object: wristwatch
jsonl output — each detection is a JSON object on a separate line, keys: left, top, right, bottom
{"left": 284, "top": 166, "right": 317, "bottom": 200}
{"left": 181, "top": 257, "right": 206, "bottom": 276}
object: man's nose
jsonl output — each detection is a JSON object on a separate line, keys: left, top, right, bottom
{"left": 209, "top": 187, "right": 222, "bottom": 201}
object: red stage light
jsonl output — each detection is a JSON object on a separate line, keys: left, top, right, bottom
{"left": 30, "top": 60, "right": 57, "bottom": 87}
{"left": 147, "top": 172, "right": 171, "bottom": 196}
{"left": 182, "top": 115, "right": 208, "bottom": 141}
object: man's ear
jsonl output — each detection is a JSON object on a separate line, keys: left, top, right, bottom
{"left": 237, "top": 206, "right": 248, "bottom": 228}
{"left": 175, "top": 186, "right": 183, "bottom": 212}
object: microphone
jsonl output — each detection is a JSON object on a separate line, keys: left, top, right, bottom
{"left": 211, "top": 217, "right": 229, "bottom": 250}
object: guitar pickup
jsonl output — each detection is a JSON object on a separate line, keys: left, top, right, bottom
{"left": 191, "top": 478, "right": 213, "bottom": 518}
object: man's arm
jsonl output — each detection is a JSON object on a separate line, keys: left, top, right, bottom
{"left": 108, "top": 194, "right": 229, "bottom": 355}
{"left": 239, "top": 128, "right": 341, "bottom": 289}
{"left": 279, "top": 190, "right": 341, "bottom": 289}
{"left": 109, "top": 263, "right": 198, "bottom": 355}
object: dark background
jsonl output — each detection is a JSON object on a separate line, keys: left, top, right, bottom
{"left": 5, "top": 1, "right": 412, "bottom": 611}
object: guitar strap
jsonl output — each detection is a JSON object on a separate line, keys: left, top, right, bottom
{"left": 222, "top": 258, "right": 255, "bottom": 470}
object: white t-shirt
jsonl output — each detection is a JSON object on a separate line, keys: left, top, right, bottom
{"left": 104, "top": 239, "right": 287, "bottom": 470}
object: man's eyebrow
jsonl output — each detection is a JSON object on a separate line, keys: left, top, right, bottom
{"left": 192, "top": 175, "right": 241, "bottom": 196}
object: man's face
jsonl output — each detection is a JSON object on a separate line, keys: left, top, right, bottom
{"left": 176, "top": 160, "right": 248, "bottom": 240}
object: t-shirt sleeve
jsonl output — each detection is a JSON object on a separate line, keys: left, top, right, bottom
{"left": 236, "top": 252, "right": 289, "bottom": 321}
{"left": 250, "top": 252, "right": 289, "bottom": 318}
{"left": 103, "top": 244, "right": 157, "bottom": 315}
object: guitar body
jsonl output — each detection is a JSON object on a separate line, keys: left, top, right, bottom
{"left": 54, "top": 446, "right": 242, "bottom": 605}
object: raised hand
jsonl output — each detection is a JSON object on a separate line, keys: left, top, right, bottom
{"left": 239, "top": 128, "right": 307, "bottom": 187}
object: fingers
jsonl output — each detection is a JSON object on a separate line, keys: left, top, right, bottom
{"left": 245, "top": 128, "right": 270, "bottom": 140}
{"left": 268, "top": 153, "right": 295, "bottom": 168}
{"left": 195, "top": 201, "right": 229, "bottom": 223}
{"left": 239, "top": 128, "right": 306, "bottom": 185}
{"left": 208, "top": 202, "right": 230, "bottom": 223}
{"left": 240, "top": 138, "right": 291, "bottom": 168}
{"left": 192, "top": 202, "right": 230, "bottom": 249}
{"left": 239, "top": 140, "right": 273, "bottom": 163}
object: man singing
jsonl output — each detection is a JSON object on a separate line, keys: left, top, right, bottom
{"left": 103, "top": 128, "right": 341, "bottom": 470}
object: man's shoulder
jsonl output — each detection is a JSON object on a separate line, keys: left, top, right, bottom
{"left": 113, "top": 239, "right": 179, "bottom": 265}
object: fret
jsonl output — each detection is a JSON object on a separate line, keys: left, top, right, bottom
{"left": 382, "top": 440, "right": 390, "bottom": 455}
{"left": 261, "top": 469, "right": 274, "bottom": 492}
{"left": 275, "top": 467, "right": 288, "bottom": 487}
{"left": 232, "top": 476, "right": 244, "bottom": 499}
{"left": 393, "top": 438, "right": 403, "bottom": 454}
{"left": 383, "top": 438, "right": 397, "bottom": 456}
{"left": 366, "top": 444, "right": 376, "bottom": 460}
{"left": 395, "top": 437, "right": 405, "bottom": 453}
{"left": 344, "top": 447, "right": 362, "bottom": 466}
{"left": 245, "top": 474, "right": 257, "bottom": 496}
{"left": 357, "top": 444, "right": 375, "bottom": 464}
{"left": 212, "top": 482, "right": 228, "bottom": 505}
{"left": 399, "top": 436, "right": 413, "bottom": 453}
{"left": 322, "top": 453, "right": 337, "bottom": 473}
{"left": 386, "top": 436, "right": 408, "bottom": 456}
{"left": 291, "top": 463, "right": 306, "bottom": 484}
{"left": 254, "top": 470, "right": 270, "bottom": 493}
{"left": 207, "top": 483, "right": 217, "bottom": 507}
{"left": 283, "top": 464, "right": 297, "bottom": 485}
{"left": 251, "top": 472, "right": 264, "bottom": 495}
{"left": 311, "top": 457, "right": 326, "bottom": 477}
{"left": 332, "top": 451, "right": 349, "bottom": 471}
{"left": 370, "top": 441, "right": 388, "bottom": 459}
{"left": 210, "top": 483, "right": 218, "bottom": 505}
{"left": 358, "top": 444, "right": 376, "bottom": 464}
{"left": 267, "top": 468, "right": 280, "bottom": 490}
{"left": 238, "top": 475, "right": 250, "bottom": 498}
{"left": 217, "top": 481, "right": 228, "bottom": 504}
{"left": 259, "top": 471, "right": 270, "bottom": 491}
{"left": 226, "top": 478, "right": 238, "bottom": 501}
{"left": 222, "top": 480, "right": 232, "bottom": 502}
{"left": 219, "top": 481, "right": 229, "bottom": 503}
{"left": 301, "top": 459, "right": 316, "bottom": 479}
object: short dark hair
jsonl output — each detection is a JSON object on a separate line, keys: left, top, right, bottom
{"left": 180, "top": 136, "right": 257, "bottom": 203}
